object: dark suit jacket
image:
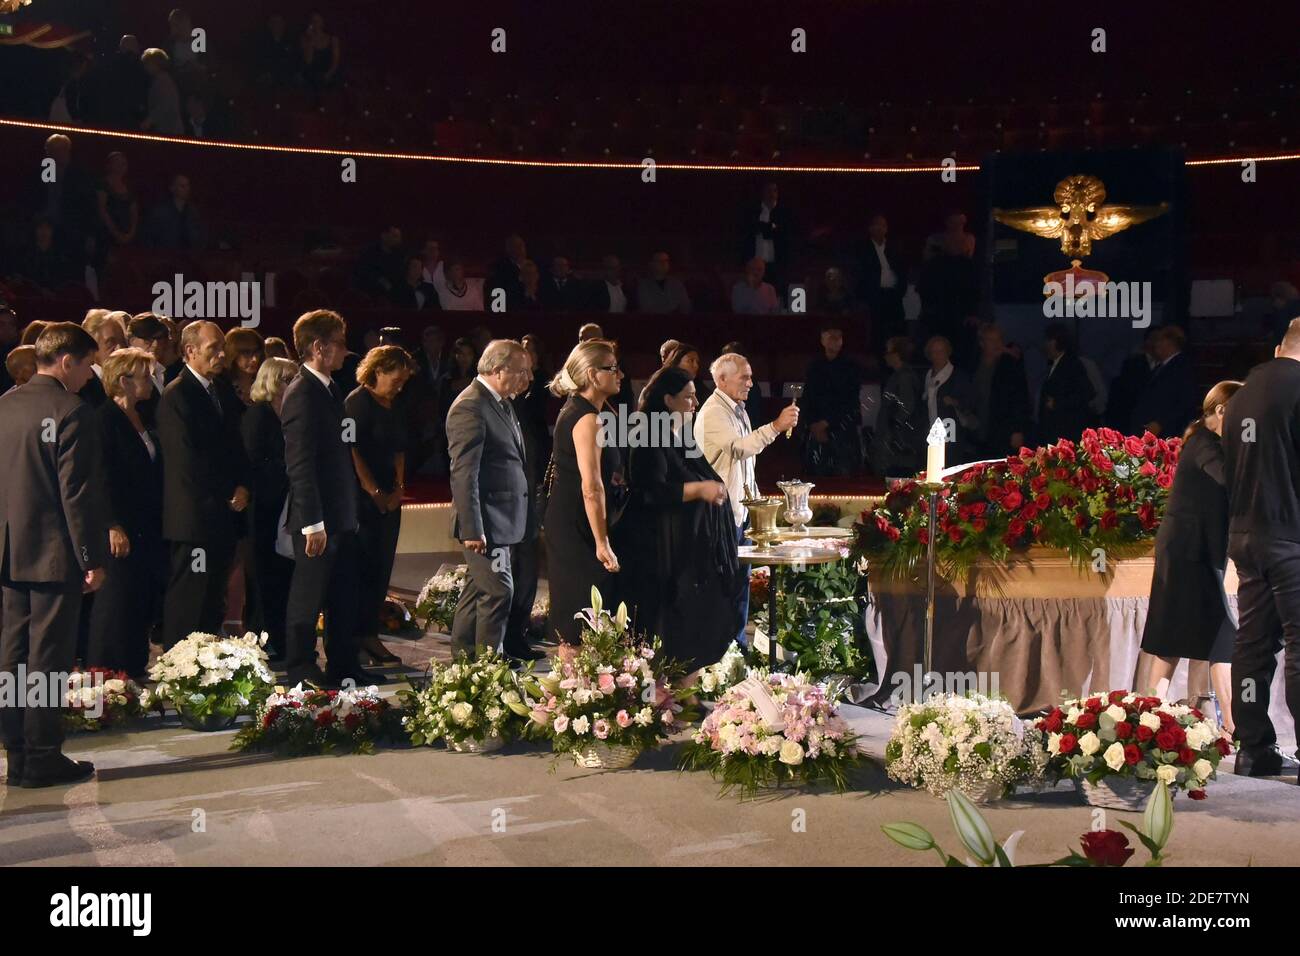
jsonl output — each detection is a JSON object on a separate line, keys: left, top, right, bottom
{"left": 446, "top": 379, "right": 529, "bottom": 546}
{"left": 738, "top": 202, "right": 794, "bottom": 268}
{"left": 95, "top": 401, "right": 163, "bottom": 545}
{"left": 539, "top": 275, "right": 583, "bottom": 312}
{"left": 157, "top": 367, "right": 251, "bottom": 543}
{"left": 240, "top": 401, "right": 288, "bottom": 546}
{"left": 855, "top": 238, "right": 906, "bottom": 299}
{"left": 281, "top": 367, "right": 359, "bottom": 536}
{"left": 587, "top": 280, "right": 627, "bottom": 313}
{"left": 0, "top": 374, "right": 106, "bottom": 583}
{"left": 1037, "top": 353, "right": 1096, "bottom": 445}
{"left": 390, "top": 281, "right": 442, "bottom": 310}
{"left": 78, "top": 371, "right": 108, "bottom": 408}
{"left": 485, "top": 256, "right": 525, "bottom": 308}
{"left": 982, "top": 353, "right": 1031, "bottom": 454}
{"left": 1129, "top": 351, "right": 1198, "bottom": 439}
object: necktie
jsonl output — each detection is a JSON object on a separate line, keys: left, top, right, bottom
{"left": 207, "top": 382, "right": 223, "bottom": 419}
{"left": 503, "top": 399, "right": 522, "bottom": 444}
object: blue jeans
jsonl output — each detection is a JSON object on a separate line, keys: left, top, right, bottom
{"left": 734, "top": 522, "right": 750, "bottom": 647}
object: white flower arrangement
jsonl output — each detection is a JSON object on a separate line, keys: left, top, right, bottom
{"left": 886, "top": 693, "right": 1047, "bottom": 801}
{"left": 64, "top": 669, "right": 152, "bottom": 732}
{"left": 400, "top": 648, "right": 533, "bottom": 747}
{"left": 234, "top": 682, "right": 401, "bottom": 755}
{"left": 414, "top": 565, "right": 467, "bottom": 632}
{"left": 149, "top": 631, "right": 275, "bottom": 724}
{"left": 697, "top": 642, "right": 749, "bottom": 700}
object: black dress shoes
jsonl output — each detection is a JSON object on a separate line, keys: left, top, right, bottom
{"left": 286, "top": 664, "right": 328, "bottom": 688}
{"left": 20, "top": 755, "right": 95, "bottom": 789}
{"left": 1232, "top": 745, "right": 1298, "bottom": 776}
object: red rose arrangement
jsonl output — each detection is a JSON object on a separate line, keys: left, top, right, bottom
{"left": 234, "top": 683, "right": 403, "bottom": 756}
{"left": 854, "top": 429, "right": 1179, "bottom": 577}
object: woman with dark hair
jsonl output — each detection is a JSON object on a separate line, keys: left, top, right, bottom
{"left": 347, "top": 345, "right": 417, "bottom": 665}
{"left": 224, "top": 327, "right": 265, "bottom": 406}
{"left": 1140, "top": 380, "right": 1243, "bottom": 737}
{"left": 662, "top": 340, "right": 713, "bottom": 404}
{"left": 625, "top": 366, "right": 736, "bottom": 676}
{"left": 446, "top": 336, "right": 477, "bottom": 397}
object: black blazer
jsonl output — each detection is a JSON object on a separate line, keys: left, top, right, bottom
{"left": 1037, "top": 353, "right": 1096, "bottom": 445}
{"left": 281, "top": 367, "right": 358, "bottom": 535}
{"left": 95, "top": 401, "right": 163, "bottom": 544}
{"left": 983, "top": 353, "right": 1031, "bottom": 454}
{"left": 1223, "top": 357, "right": 1300, "bottom": 542}
{"left": 0, "top": 374, "right": 106, "bottom": 583}
{"left": 738, "top": 202, "right": 794, "bottom": 267}
{"left": 390, "top": 281, "right": 442, "bottom": 310}
{"left": 157, "top": 367, "right": 251, "bottom": 543}
{"left": 1129, "top": 351, "right": 1198, "bottom": 439}
{"left": 587, "top": 280, "right": 627, "bottom": 313}
{"left": 240, "top": 401, "right": 288, "bottom": 541}
{"left": 539, "top": 275, "right": 584, "bottom": 312}
{"left": 78, "top": 372, "right": 108, "bottom": 408}
{"left": 446, "top": 379, "right": 529, "bottom": 546}
{"left": 855, "top": 238, "right": 906, "bottom": 298}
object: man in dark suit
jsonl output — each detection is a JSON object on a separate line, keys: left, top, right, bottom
{"left": 855, "top": 213, "right": 907, "bottom": 347}
{"left": 922, "top": 336, "right": 980, "bottom": 465}
{"left": 0, "top": 323, "right": 106, "bottom": 788}
{"left": 156, "top": 321, "right": 251, "bottom": 647}
{"left": 390, "top": 255, "right": 441, "bottom": 311}
{"left": 1222, "top": 318, "right": 1300, "bottom": 780}
{"left": 485, "top": 234, "right": 528, "bottom": 311}
{"left": 281, "top": 310, "right": 376, "bottom": 688}
{"left": 539, "top": 256, "right": 583, "bottom": 313}
{"left": 739, "top": 182, "right": 795, "bottom": 293}
{"left": 446, "top": 339, "right": 532, "bottom": 657}
{"left": 1036, "top": 323, "right": 1096, "bottom": 445}
{"left": 976, "top": 322, "right": 1032, "bottom": 456}
{"left": 1129, "top": 325, "right": 1198, "bottom": 438}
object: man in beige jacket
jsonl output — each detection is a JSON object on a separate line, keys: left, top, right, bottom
{"left": 696, "top": 352, "right": 799, "bottom": 644}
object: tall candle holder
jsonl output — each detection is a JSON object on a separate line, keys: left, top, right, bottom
{"left": 918, "top": 479, "right": 945, "bottom": 700}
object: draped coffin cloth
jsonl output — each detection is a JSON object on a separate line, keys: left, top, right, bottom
{"left": 864, "top": 547, "right": 1296, "bottom": 748}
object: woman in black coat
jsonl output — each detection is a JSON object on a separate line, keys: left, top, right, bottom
{"left": 1140, "top": 380, "right": 1242, "bottom": 736}
{"left": 87, "top": 348, "right": 164, "bottom": 679}
{"left": 624, "top": 366, "right": 738, "bottom": 676}
{"left": 240, "top": 357, "right": 299, "bottom": 660}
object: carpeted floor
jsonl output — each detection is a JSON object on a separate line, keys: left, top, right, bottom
{"left": 2, "top": 620, "right": 1297, "bottom": 868}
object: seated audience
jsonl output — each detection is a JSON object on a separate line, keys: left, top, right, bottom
{"left": 540, "top": 255, "right": 582, "bottom": 312}
{"left": 730, "top": 256, "right": 780, "bottom": 315}
{"left": 485, "top": 234, "right": 528, "bottom": 308}
{"left": 814, "top": 266, "right": 861, "bottom": 315}
{"left": 590, "top": 254, "right": 628, "bottom": 312}
{"left": 353, "top": 226, "right": 405, "bottom": 299}
{"left": 802, "top": 322, "right": 864, "bottom": 476}
{"left": 637, "top": 251, "right": 692, "bottom": 314}
{"left": 434, "top": 258, "right": 485, "bottom": 311}
{"left": 144, "top": 173, "right": 207, "bottom": 249}
{"left": 391, "top": 254, "right": 441, "bottom": 310}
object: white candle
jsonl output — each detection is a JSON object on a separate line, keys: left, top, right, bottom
{"left": 926, "top": 419, "right": 946, "bottom": 484}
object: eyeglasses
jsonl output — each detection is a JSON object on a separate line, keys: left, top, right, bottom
{"left": 598, "top": 364, "right": 621, "bottom": 373}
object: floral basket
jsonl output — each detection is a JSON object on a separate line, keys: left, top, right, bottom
{"left": 524, "top": 587, "right": 693, "bottom": 768}
{"left": 679, "top": 671, "right": 860, "bottom": 798}
{"left": 697, "top": 642, "right": 750, "bottom": 701}
{"left": 150, "top": 631, "right": 275, "bottom": 730}
{"left": 233, "top": 683, "right": 403, "bottom": 756}
{"left": 1079, "top": 775, "right": 1154, "bottom": 811}
{"left": 1036, "top": 690, "right": 1231, "bottom": 801}
{"left": 572, "top": 742, "right": 641, "bottom": 770}
{"left": 885, "top": 693, "right": 1047, "bottom": 803}
{"left": 414, "top": 565, "right": 467, "bottom": 633}
{"left": 399, "top": 648, "right": 533, "bottom": 750}
{"left": 63, "top": 669, "right": 152, "bottom": 733}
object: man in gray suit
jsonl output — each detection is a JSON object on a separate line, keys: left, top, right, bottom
{"left": 0, "top": 323, "right": 106, "bottom": 788}
{"left": 446, "top": 339, "right": 531, "bottom": 656}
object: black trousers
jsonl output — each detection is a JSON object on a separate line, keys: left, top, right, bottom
{"left": 1228, "top": 532, "right": 1300, "bottom": 755}
{"left": 87, "top": 542, "right": 161, "bottom": 675}
{"left": 285, "top": 528, "right": 360, "bottom": 680}
{"left": 1, "top": 579, "right": 83, "bottom": 763}
{"left": 450, "top": 540, "right": 518, "bottom": 657}
{"left": 504, "top": 534, "right": 539, "bottom": 656}
{"left": 356, "top": 505, "right": 402, "bottom": 639}
{"left": 245, "top": 525, "right": 293, "bottom": 658}
{"left": 163, "top": 536, "right": 236, "bottom": 647}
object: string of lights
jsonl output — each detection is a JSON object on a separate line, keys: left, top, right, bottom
{"left": 2, "top": 117, "right": 1295, "bottom": 173}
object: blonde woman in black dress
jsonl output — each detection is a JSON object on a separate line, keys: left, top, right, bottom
{"left": 1140, "top": 380, "right": 1242, "bottom": 736}
{"left": 544, "top": 340, "right": 628, "bottom": 659}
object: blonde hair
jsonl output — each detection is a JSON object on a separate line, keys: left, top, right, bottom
{"left": 101, "top": 346, "right": 155, "bottom": 398}
{"left": 141, "top": 47, "right": 171, "bottom": 69}
{"left": 549, "top": 339, "right": 615, "bottom": 398}
{"left": 250, "top": 356, "right": 298, "bottom": 404}
{"left": 82, "top": 309, "right": 126, "bottom": 340}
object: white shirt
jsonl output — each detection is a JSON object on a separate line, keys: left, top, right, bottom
{"left": 873, "top": 239, "right": 897, "bottom": 289}
{"left": 185, "top": 363, "right": 212, "bottom": 389}
{"left": 696, "top": 388, "right": 778, "bottom": 527}
{"left": 421, "top": 259, "right": 445, "bottom": 287}
{"left": 299, "top": 363, "right": 335, "bottom": 535}
{"left": 475, "top": 374, "right": 505, "bottom": 403}
{"left": 924, "top": 362, "right": 954, "bottom": 423}
{"left": 755, "top": 203, "right": 776, "bottom": 263}
{"left": 605, "top": 280, "right": 627, "bottom": 313}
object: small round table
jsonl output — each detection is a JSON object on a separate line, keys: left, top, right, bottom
{"left": 738, "top": 531, "right": 851, "bottom": 667}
